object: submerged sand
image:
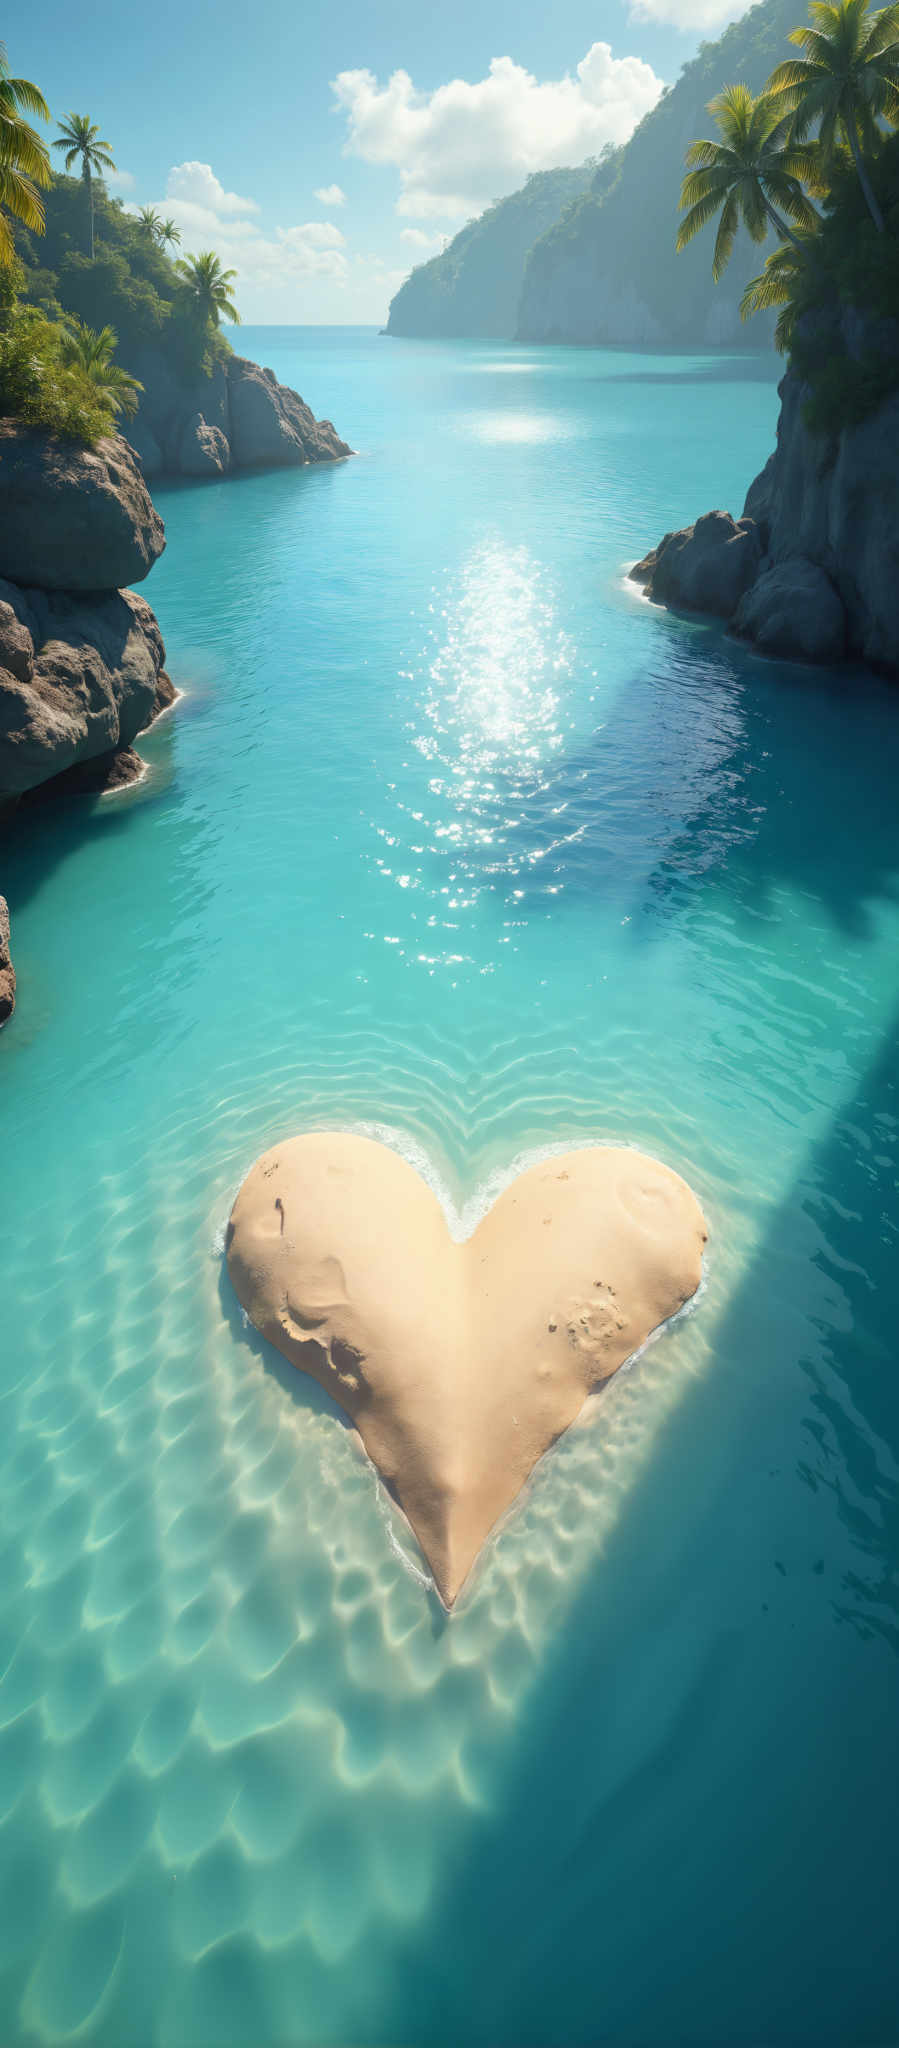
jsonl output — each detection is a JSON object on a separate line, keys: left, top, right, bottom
{"left": 227, "top": 1134, "right": 707, "bottom": 1605}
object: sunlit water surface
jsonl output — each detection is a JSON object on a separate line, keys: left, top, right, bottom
{"left": 3, "top": 332, "right": 899, "bottom": 2046}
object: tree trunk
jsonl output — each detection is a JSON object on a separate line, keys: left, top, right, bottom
{"left": 764, "top": 199, "right": 803, "bottom": 250}
{"left": 81, "top": 160, "right": 94, "bottom": 258}
{"left": 846, "top": 113, "right": 884, "bottom": 233}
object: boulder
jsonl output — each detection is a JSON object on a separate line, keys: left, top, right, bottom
{"left": 635, "top": 309, "right": 899, "bottom": 676}
{"left": 123, "top": 346, "right": 350, "bottom": 479}
{"left": 21, "top": 744, "right": 148, "bottom": 801}
{"left": 0, "top": 895, "right": 14, "bottom": 1025}
{"left": 733, "top": 559, "right": 847, "bottom": 665}
{"left": 127, "top": 350, "right": 230, "bottom": 475}
{"left": 150, "top": 669, "right": 176, "bottom": 722}
{"left": 180, "top": 412, "right": 230, "bottom": 478}
{"left": 226, "top": 356, "right": 351, "bottom": 469}
{"left": 0, "top": 579, "right": 167, "bottom": 798}
{"left": 0, "top": 428, "right": 165, "bottom": 592}
{"left": 631, "top": 510, "right": 763, "bottom": 619}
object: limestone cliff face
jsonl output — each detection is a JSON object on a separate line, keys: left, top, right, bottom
{"left": 126, "top": 349, "right": 351, "bottom": 481}
{"left": 631, "top": 335, "right": 899, "bottom": 678}
{"left": 742, "top": 366, "right": 899, "bottom": 672}
{"left": 385, "top": 166, "right": 595, "bottom": 340}
{"left": 0, "top": 428, "right": 170, "bottom": 801}
{"left": 516, "top": 0, "right": 796, "bottom": 347}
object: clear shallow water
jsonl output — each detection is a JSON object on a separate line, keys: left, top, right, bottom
{"left": 2, "top": 330, "right": 899, "bottom": 2046}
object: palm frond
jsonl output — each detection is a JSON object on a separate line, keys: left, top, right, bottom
{"left": 0, "top": 74, "right": 49, "bottom": 119}
{"left": 712, "top": 189, "right": 739, "bottom": 280}
{"left": 0, "top": 115, "right": 51, "bottom": 184}
{"left": 0, "top": 160, "right": 46, "bottom": 231}
{"left": 676, "top": 191, "right": 727, "bottom": 250}
{"left": 680, "top": 165, "right": 732, "bottom": 208}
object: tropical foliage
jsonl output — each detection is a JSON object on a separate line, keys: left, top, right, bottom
{"left": 135, "top": 207, "right": 181, "bottom": 250}
{"left": 59, "top": 314, "right": 143, "bottom": 417}
{"left": 53, "top": 114, "right": 116, "bottom": 258}
{"left": 175, "top": 250, "right": 241, "bottom": 325}
{"left": 0, "top": 42, "right": 243, "bottom": 442}
{"left": 677, "top": 83, "right": 820, "bottom": 278}
{"left": 679, "top": 0, "right": 899, "bottom": 423}
{"left": 0, "top": 44, "right": 50, "bottom": 267}
{"left": 0, "top": 305, "right": 123, "bottom": 440}
{"left": 768, "top": 0, "right": 899, "bottom": 229}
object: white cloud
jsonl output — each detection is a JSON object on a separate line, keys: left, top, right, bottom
{"left": 400, "top": 226, "right": 445, "bottom": 249}
{"left": 165, "top": 161, "right": 259, "bottom": 217}
{"left": 136, "top": 162, "right": 349, "bottom": 296}
{"left": 332, "top": 43, "right": 664, "bottom": 220}
{"left": 314, "top": 183, "right": 347, "bottom": 206}
{"left": 107, "top": 168, "right": 135, "bottom": 193}
{"left": 629, "top": 0, "right": 744, "bottom": 25}
{"left": 280, "top": 220, "right": 346, "bottom": 250}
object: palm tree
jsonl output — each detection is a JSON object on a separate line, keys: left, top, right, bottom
{"left": 739, "top": 234, "right": 817, "bottom": 348}
{"left": 160, "top": 217, "right": 181, "bottom": 249}
{"left": 176, "top": 250, "right": 240, "bottom": 325}
{"left": 677, "top": 84, "right": 821, "bottom": 280}
{"left": 768, "top": 0, "right": 899, "bottom": 232}
{"left": 136, "top": 205, "right": 163, "bottom": 240}
{"left": 0, "top": 44, "right": 51, "bottom": 267}
{"left": 59, "top": 316, "right": 143, "bottom": 419}
{"left": 52, "top": 114, "right": 116, "bottom": 258}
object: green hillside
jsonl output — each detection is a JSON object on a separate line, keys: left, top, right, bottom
{"left": 13, "top": 175, "right": 231, "bottom": 379}
{"left": 385, "top": 164, "right": 598, "bottom": 339}
{"left": 517, "top": 0, "right": 799, "bottom": 345}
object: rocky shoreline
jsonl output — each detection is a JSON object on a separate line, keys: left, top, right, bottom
{"left": 0, "top": 354, "right": 352, "bottom": 1017}
{"left": 127, "top": 348, "right": 351, "bottom": 481}
{"left": 0, "top": 430, "right": 170, "bottom": 804}
{"left": 631, "top": 317, "right": 899, "bottom": 679}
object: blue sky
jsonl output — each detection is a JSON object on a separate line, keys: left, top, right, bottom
{"left": 17, "top": 0, "right": 746, "bottom": 322}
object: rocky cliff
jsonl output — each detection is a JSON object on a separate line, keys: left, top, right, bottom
{"left": 0, "top": 429, "right": 171, "bottom": 802}
{"left": 385, "top": 166, "right": 595, "bottom": 341}
{"left": 631, "top": 325, "right": 899, "bottom": 676}
{"left": 126, "top": 348, "right": 351, "bottom": 481}
{"left": 517, "top": 0, "right": 796, "bottom": 347}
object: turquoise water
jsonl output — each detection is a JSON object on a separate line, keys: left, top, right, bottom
{"left": 3, "top": 329, "right": 899, "bottom": 2047}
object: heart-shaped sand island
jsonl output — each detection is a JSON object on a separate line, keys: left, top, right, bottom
{"left": 226, "top": 1134, "right": 707, "bottom": 1605}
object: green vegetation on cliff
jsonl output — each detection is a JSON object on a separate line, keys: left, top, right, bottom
{"left": 1, "top": 173, "right": 237, "bottom": 442}
{"left": 0, "top": 54, "right": 242, "bottom": 444}
{"left": 386, "top": 164, "right": 598, "bottom": 339}
{"left": 517, "top": 0, "right": 802, "bottom": 345}
{"left": 678, "top": 0, "right": 899, "bottom": 427}
{"left": 12, "top": 174, "right": 233, "bottom": 371}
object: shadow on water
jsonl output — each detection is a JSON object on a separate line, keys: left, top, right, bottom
{"left": 369, "top": 1003, "right": 899, "bottom": 2047}
{"left": 464, "top": 628, "right": 899, "bottom": 941}
{"left": 595, "top": 357, "right": 782, "bottom": 390}
{"left": 0, "top": 709, "right": 179, "bottom": 917}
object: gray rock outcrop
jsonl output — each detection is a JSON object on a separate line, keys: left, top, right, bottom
{"left": 0, "top": 579, "right": 170, "bottom": 799}
{"left": 733, "top": 560, "right": 847, "bottom": 665}
{"left": 126, "top": 348, "right": 350, "bottom": 481}
{"left": 631, "top": 323, "right": 899, "bottom": 677}
{"left": 0, "top": 895, "right": 15, "bottom": 1024}
{"left": 631, "top": 512, "right": 763, "bottom": 620}
{"left": 0, "top": 427, "right": 165, "bottom": 591}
